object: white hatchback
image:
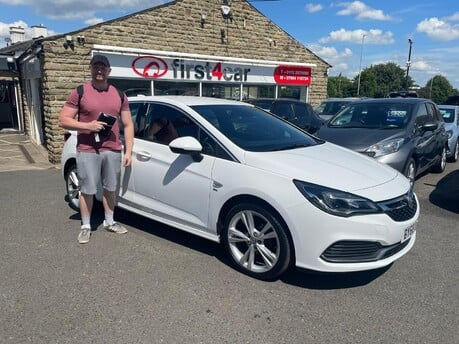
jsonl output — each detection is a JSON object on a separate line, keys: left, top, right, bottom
{"left": 61, "top": 96, "right": 419, "bottom": 280}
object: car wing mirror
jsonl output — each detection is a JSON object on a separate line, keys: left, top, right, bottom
{"left": 169, "top": 136, "right": 203, "bottom": 162}
{"left": 422, "top": 123, "right": 438, "bottom": 132}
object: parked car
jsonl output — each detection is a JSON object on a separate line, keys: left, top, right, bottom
{"left": 317, "top": 98, "right": 448, "bottom": 186}
{"left": 314, "top": 97, "right": 360, "bottom": 122}
{"left": 244, "top": 98, "right": 322, "bottom": 134}
{"left": 62, "top": 96, "right": 418, "bottom": 280}
{"left": 438, "top": 105, "right": 459, "bottom": 162}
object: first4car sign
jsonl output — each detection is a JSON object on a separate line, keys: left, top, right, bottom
{"left": 120, "top": 54, "right": 313, "bottom": 85}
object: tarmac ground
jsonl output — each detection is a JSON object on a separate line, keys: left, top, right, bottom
{"left": 0, "top": 130, "right": 57, "bottom": 172}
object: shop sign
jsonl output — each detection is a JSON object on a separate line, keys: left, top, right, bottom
{"left": 132, "top": 56, "right": 251, "bottom": 82}
{"left": 109, "top": 54, "right": 313, "bottom": 85}
{"left": 273, "top": 65, "right": 312, "bottom": 85}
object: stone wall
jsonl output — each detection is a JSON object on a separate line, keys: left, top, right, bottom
{"left": 40, "top": 0, "right": 330, "bottom": 163}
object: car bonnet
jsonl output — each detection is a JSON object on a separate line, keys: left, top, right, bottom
{"left": 243, "top": 142, "right": 408, "bottom": 201}
{"left": 317, "top": 127, "right": 406, "bottom": 151}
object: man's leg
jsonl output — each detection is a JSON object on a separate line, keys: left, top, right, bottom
{"left": 101, "top": 151, "right": 127, "bottom": 234}
{"left": 76, "top": 152, "right": 100, "bottom": 244}
{"left": 78, "top": 193, "right": 93, "bottom": 243}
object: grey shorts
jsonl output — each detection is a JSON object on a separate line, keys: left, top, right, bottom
{"left": 76, "top": 151, "right": 121, "bottom": 195}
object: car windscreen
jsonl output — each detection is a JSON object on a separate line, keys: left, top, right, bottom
{"left": 328, "top": 103, "right": 413, "bottom": 129}
{"left": 191, "top": 104, "right": 321, "bottom": 152}
{"left": 439, "top": 108, "right": 455, "bottom": 123}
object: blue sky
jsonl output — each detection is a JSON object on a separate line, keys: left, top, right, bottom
{"left": 1, "top": 0, "right": 458, "bottom": 89}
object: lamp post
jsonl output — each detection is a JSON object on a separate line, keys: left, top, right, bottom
{"left": 357, "top": 34, "right": 366, "bottom": 97}
{"left": 405, "top": 39, "right": 413, "bottom": 91}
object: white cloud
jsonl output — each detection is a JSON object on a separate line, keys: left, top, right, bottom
{"left": 84, "top": 17, "right": 104, "bottom": 26}
{"left": 319, "top": 28, "right": 394, "bottom": 44}
{"left": 305, "top": 3, "right": 323, "bottom": 13}
{"left": 0, "top": 0, "right": 170, "bottom": 20}
{"left": 411, "top": 60, "right": 431, "bottom": 71}
{"left": 416, "top": 17, "right": 459, "bottom": 41}
{"left": 445, "top": 12, "right": 459, "bottom": 21}
{"left": 336, "top": 1, "right": 392, "bottom": 21}
{"left": 308, "top": 44, "right": 353, "bottom": 72}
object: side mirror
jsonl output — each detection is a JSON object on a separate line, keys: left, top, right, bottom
{"left": 422, "top": 122, "right": 438, "bottom": 132}
{"left": 169, "top": 136, "right": 203, "bottom": 162}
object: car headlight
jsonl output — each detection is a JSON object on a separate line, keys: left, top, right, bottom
{"left": 365, "top": 138, "right": 405, "bottom": 158}
{"left": 293, "top": 180, "right": 382, "bottom": 217}
{"left": 446, "top": 130, "right": 453, "bottom": 139}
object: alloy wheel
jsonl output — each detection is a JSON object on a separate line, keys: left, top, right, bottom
{"left": 65, "top": 164, "right": 80, "bottom": 210}
{"left": 223, "top": 203, "right": 291, "bottom": 280}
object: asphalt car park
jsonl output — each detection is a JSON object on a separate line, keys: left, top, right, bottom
{"left": 0, "top": 162, "right": 457, "bottom": 343}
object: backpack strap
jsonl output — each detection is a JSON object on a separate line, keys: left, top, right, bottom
{"left": 76, "top": 84, "right": 125, "bottom": 121}
{"left": 76, "top": 84, "right": 84, "bottom": 121}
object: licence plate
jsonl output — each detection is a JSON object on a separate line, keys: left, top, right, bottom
{"left": 402, "top": 224, "right": 416, "bottom": 242}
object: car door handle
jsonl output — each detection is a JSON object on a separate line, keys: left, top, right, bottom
{"left": 136, "top": 151, "right": 152, "bottom": 161}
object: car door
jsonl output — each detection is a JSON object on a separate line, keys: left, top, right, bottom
{"left": 118, "top": 101, "right": 148, "bottom": 204}
{"left": 129, "top": 102, "right": 217, "bottom": 233}
{"left": 413, "top": 102, "right": 439, "bottom": 172}
{"left": 425, "top": 102, "right": 446, "bottom": 164}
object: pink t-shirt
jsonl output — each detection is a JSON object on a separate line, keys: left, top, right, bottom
{"left": 65, "top": 82, "right": 129, "bottom": 153}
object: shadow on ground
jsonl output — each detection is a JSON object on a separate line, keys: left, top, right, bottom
{"left": 429, "top": 169, "right": 459, "bottom": 214}
{"left": 69, "top": 206, "right": 390, "bottom": 290}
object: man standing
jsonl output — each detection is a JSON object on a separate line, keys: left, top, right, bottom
{"left": 59, "top": 54, "right": 134, "bottom": 244}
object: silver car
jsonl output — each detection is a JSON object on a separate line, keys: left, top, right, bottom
{"left": 438, "top": 105, "right": 459, "bottom": 162}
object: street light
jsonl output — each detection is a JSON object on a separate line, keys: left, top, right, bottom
{"left": 405, "top": 38, "right": 413, "bottom": 90}
{"left": 357, "top": 34, "right": 366, "bottom": 97}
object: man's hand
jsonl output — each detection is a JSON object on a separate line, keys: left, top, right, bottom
{"left": 123, "top": 152, "right": 132, "bottom": 167}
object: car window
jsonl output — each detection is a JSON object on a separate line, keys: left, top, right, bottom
{"left": 272, "top": 102, "right": 295, "bottom": 121}
{"left": 191, "top": 104, "right": 320, "bottom": 152}
{"left": 329, "top": 103, "right": 411, "bottom": 129}
{"left": 414, "top": 103, "right": 429, "bottom": 129}
{"left": 439, "top": 108, "right": 455, "bottom": 123}
{"left": 426, "top": 102, "right": 440, "bottom": 122}
{"left": 133, "top": 102, "right": 232, "bottom": 160}
{"left": 129, "top": 102, "right": 149, "bottom": 136}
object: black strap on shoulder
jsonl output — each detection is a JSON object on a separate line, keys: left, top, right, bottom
{"left": 76, "top": 84, "right": 125, "bottom": 121}
{"left": 76, "top": 85, "right": 84, "bottom": 121}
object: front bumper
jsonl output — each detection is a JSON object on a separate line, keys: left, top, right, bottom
{"left": 285, "top": 192, "right": 419, "bottom": 273}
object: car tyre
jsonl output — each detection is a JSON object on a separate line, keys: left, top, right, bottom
{"left": 65, "top": 162, "right": 80, "bottom": 211}
{"left": 404, "top": 158, "right": 417, "bottom": 187}
{"left": 447, "top": 140, "right": 458, "bottom": 162}
{"left": 432, "top": 146, "right": 447, "bottom": 173}
{"left": 222, "top": 203, "right": 292, "bottom": 281}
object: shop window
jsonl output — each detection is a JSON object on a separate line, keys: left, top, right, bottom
{"left": 202, "top": 83, "right": 241, "bottom": 100}
{"left": 242, "top": 85, "right": 276, "bottom": 100}
{"left": 109, "top": 78, "right": 151, "bottom": 97}
{"left": 279, "top": 86, "right": 309, "bottom": 101}
{"left": 154, "top": 81, "right": 199, "bottom": 96}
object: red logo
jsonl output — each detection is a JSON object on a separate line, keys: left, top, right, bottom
{"left": 132, "top": 56, "right": 168, "bottom": 78}
{"left": 274, "top": 66, "right": 312, "bottom": 85}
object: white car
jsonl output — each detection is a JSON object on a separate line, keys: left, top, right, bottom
{"left": 61, "top": 96, "right": 419, "bottom": 280}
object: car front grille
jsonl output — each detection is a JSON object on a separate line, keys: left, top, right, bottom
{"left": 378, "top": 191, "right": 418, "bottom": 222}
{"left": 321, "top": 239, "right": 411, "bottom": 263}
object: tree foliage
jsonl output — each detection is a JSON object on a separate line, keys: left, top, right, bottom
{"left": 417, "top": 75, "right": 456, "bottom": 104}
{"left": 327, "top": 63, "right": 459, "bottom": 102}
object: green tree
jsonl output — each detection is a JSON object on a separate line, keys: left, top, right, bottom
{"left": 418, "top": 75, "right": 456, "bottom": 104}
{"left": 369, "top": 63, "right": 413, "bottom": 97}
{"left": 354, "top": 69, "right": 378, "bottom": 97}
{"left": 327, "top": 75, "right": 354, "bottom": 97}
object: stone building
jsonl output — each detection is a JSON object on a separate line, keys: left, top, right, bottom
{"left": 0, "top": 0, "right": 330, "bottom": 163}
